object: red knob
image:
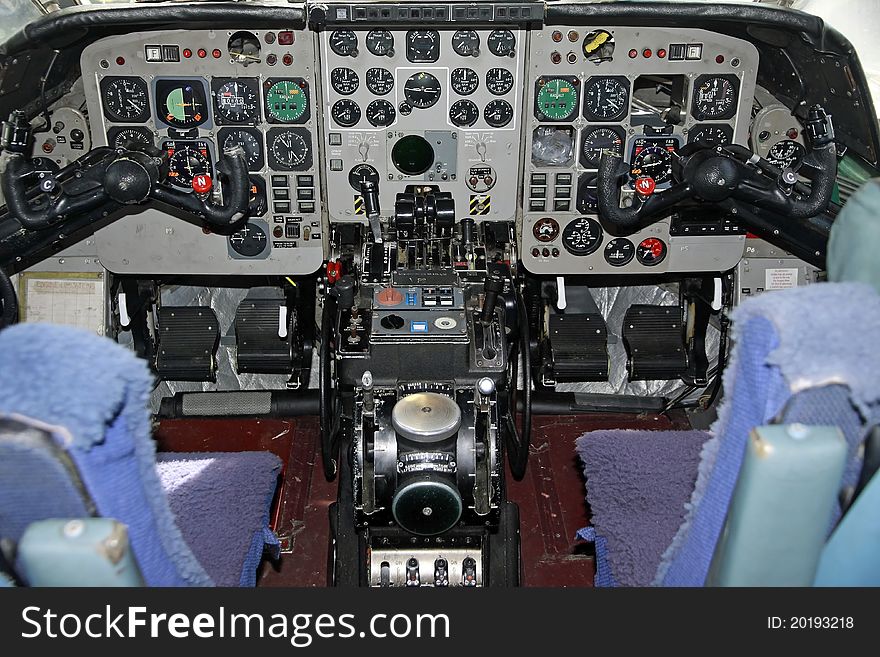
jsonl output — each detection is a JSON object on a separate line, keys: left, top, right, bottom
{"left": 192, "top": 174, "right": 212, "bottom": 194}
{"left": 635, "top": 176, "right": 656, "bottom": 197}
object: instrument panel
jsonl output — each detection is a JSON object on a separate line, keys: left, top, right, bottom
{"left": 319, "top": 27, "right": 526, "bottom": 224}
{"left": 522, "top": 26, "right": 759, "bottom": 275}
{"left": 75, "top": 13, "right": 765, "bottom": 278}
{"left": 82, "top": 28, "right": 324, "bottom": 276}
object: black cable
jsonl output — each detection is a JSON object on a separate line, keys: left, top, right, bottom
{"left": 319, "top": 293, "right": 338, "bottom": 480}
{"left": 0, "top": 266, "right": 18, "bottom": 329}
{"left": 506, "top": 285, "right": 531, "bottom": 481}
{"left": 32, "top": 50, "right": 60, "bottom": 136}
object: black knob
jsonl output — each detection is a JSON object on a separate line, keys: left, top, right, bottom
{"left": 360, "top": 179, "right": 380, "bottom": 217}
{"left": 70, "top": 129, "right": 85, "bottom": 143}
{"left": 332, "top": 275, "right": 356, "bottom": 310}
{"left": 480, "top": 273, "right": 505, "bottom": 325}
{"left": 380, "top": 313, "right": 404, "bottom": 330}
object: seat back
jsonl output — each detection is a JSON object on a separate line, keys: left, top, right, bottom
{"left": 0, "top": 323, "right": 214, "bottom": 586}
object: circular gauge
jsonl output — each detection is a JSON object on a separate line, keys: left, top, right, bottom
{"left": 452, "top": 30, "right": 480, "bottom": 57}
{"left": 219, "top": 127, "right": 264, "bottom": 170}
{"left": 484, "top": 99, "right": 514, "bottom": 128}
{"left": 329, "top": 30, "right": 358, "bottom": 57}
{"left": 766, "top": 139, "right": 806, "bottom": 169}
{"left": 366, "top": 30, "right": 394, "bottom": 57}
{"left": 366, "top": 99, "right": 396, "bottom": 127}
{"left": 486, "top": 68, "right": 514, "bottom": 96}
{"left": 580, "top": 127, "right": 624, "bottom": 168}
{"left": 348, "top": 163, "right": 380, "bottom": 191}
{"left": 399, "top": 103, "right": 412, "bottom": 117}
{"left": 248, "top": 175, "right": 267, "bottom": 217}
{"left": 533, "top": 217, "right": 560, "bottom": 243}
{"left": 365, "top": 67, "right": 394, "bottom": 96}
{"left": 631, "top": 145, "right": 673, "bottom": 185}
{"left": 449, "top": 99, "right": 479, "bottom": 127}
{"left": 100, "top": 77, "right": 150, "bottom": 123}
{"left": 156, "top": 80, "right": 208, "bottom": 128}
{"left": 583, "top": 29, "right": 615, "bottom": 63}
{"left": 227, "top": 31, "right": 261, "bottom": 65}
{"left": 406, "top": 30, "right": 440, "bottom": 63}
{"left": 265, "top": 79, "right": 308, "bottom": 123}
{"left": 167, "top": 144, "right": 210, "bottom": 189}
{"left": 636, "top": 237, "right": 667, "bottom": 266}
{"left": 108, "top": 126, "right": 153, "bottom": 150}
{"left": 214, "top": 79, "right": 259, "bottom": 123}
{"left": 693, "top": 75, "right": 738, "bottom": 121}
{"left": 404, "top": 72, "right": 442, "bottom": 109}
{"left": 562, "top": 217, "right": 603, "bottom": 256}
{"left": 604, "top": 238, "right": 635, "bottom": 267}
{"left": 229, "top": 221, "right": 268, "bottom": 257}
{"left": 689, "top": 124, "right": 733, "bottom": 146}
{"left": 487, "top": 29, "right": 516, "bottom": 57}
{"left": 583, "top": 76, "right": 629, "bottom": 122}
{"left": 330, "top": 67, "right": 359, "bottom": 95}
{"left": 576, "top": 173, "right": 599, "bottom": 213}
{"left": 391, "top": 135, "right": 435, "bottom": 176}
{"left": 268, "top": 128, "right": 311, "bottom": 170}
{"left": 451, "top": 68, "right": 479, "bottom": 96}
{"left": 536, "top": 78, "right": 579, "bottom": 121}
{"left": 331, "top": 99, "right": 361, "bottom": 127}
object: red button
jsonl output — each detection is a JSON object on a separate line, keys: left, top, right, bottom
{"left": 635, "top": 176, "right": 656, "bottom": 197}
{"left": 192, "top": 174, "right": 212, "bottom": 194}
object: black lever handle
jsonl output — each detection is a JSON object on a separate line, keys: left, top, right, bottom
{"left": 481, "top": 273, "right": 504, "bottom": 325}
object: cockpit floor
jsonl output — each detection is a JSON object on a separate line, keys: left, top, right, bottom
{"left": 155, "top": 410, "right": 690, "bottom": 587}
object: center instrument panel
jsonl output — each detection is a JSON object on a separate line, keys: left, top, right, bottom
{"left": 76, "top": 5, "right": 763, "bottom": 277}
{"left": 522, "top": 25, "right": 758, "bottom": 275}
{"left": 319, "top": 25, "right": 526, "bottom": 224}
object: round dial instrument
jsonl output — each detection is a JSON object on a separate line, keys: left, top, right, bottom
{"left": 449, "top": 99, "right": 479, "bottom": 127}
{"left": 365, "top": 67, "right": 394, "bottom": 95}
{"left": 229, "top": 222, "right": 268, "bottom": 257}
{"left": 329, "top": 30, "right": 358, "bottom": 57}
{"left": 248, "top": 175, "right": 267, "bottom": 217}
{"left": 536, "top": 77, "right": 579, "bottom": 121}
{"left": 100, "top": 77, "right": 150, "bottom": 122}
{"left": 636, "top": 237, "right": 667, "bottom": 266}
{"left": 452, "top": 30, "right": 480, "bottom": 57}
{"left": 487, "top": 29, "right": 516, "bottom": 57}
{"left": 486, "top": 68, "right": 514, "bottom": 96}
{"left": 348, "top": 163, "right": 380, "bottom": 191}
{"left": 403, "top": 72, "right": 442, "bottom": 109}
{"left": 583, "top": 76, "right": 629, "bottom": 122}
{"left": 330, "top": 67, "right": 359, "bottom": 95}
{"left": 631, "top": 145, "right": 674, "bottom": 185}
{"left": 562, "top": 217, "right": 603, "bottom": 256}
{"left": 108, "top": 126, "right": 153, "bottom": 150}
{"left": 267, "top": 128, "right": 311, "bottom": 170}
{"left": 604, "top": 238, "right": 635, "bottom": 267}
{"left": 451, "top": 68, "right": 479, "bottom": 96}
{"left": 331, "top": 99, "right": 361, "bottom": 127}
{"left": 219, "top": 127, "right": 264, "bottom": 170}
{"left": 155, "top": 80, "right": 208, "bottom": 128}
{"left": 213, "top": 79, "right": 259, "bottom": 123}
{"left": 692, "top": 75, "right": 738, "bottom": 120}
{"left": 766, "top": 139, "right": 806, "bottom": 169}
{"left": 576, "top": 173, "right": 599, "bottom": 213}
{"left": 265, "top": 79, "right": 308, "bottom": 123}
{"left": 406, "top": 30, "right": 440, "bottom": 63}
{"left": 533, "top": 217, "right": 560, "bottom": 243}
{"left": 580, "top": 126, "right": 624, "bottom": 168}
{"left": 365, "top": 99, "right": 396, "bottom": 127}
{"left": 228, "top": 31, "right": 261, "bottom": 65}
{"left": 366, "top": 30, "right": 394, "bottom": 57}
{"left": 689, "top": 124, "right": 733, "bottom": 146}
{"left": 484, "top": 99, "right": 514, "bottom": 128}
{"left": 166, "top": 143, "right": 211, "bottom": 189}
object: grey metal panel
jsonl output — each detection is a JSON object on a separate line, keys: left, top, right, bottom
{"left": 80, "top": 28, "right": 325, "bottom": 275}
{"left": 520, "top": 25, "right": 760, "bottom": 275}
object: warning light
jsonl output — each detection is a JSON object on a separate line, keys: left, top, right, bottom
{"left": 628, "top": 49, "right": 638, "bottom": 59}
{"left": 212, "top": 48, "right": 222, "bottom": 59}
{"left": 657, "top": 48, "right": 667, "bottom": 58}
{"left": 115, "top": 56, "right": 125, "bottom": 66}
{"left": 278, "top": 31, "right": 295, "bottom": 46}
{"left": 282, "top": 53, "right": 293, "bottom": 66}
{"left": 716, "top": 54, "right": 725, "bottom": 64}
{"left": 197, "top": 48, "right": 207, "bottom": 58}
{"left": 182, "top": 48, "right": 192, "bottom": 59}
{"left": 642, "top": 48, "right": 652, "bottom": 58}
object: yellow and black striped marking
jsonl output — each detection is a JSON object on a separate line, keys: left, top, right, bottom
{"left": 469, "top": 194, "right": 491, "bottom": 216}
{"left": 353, "top": 195, "right": 365, "bottom": 215}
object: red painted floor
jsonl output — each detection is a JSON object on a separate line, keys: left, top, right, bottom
{"left": 157, "top": 411, "right": 689, "bottom": 587}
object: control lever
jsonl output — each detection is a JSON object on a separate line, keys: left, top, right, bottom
{"left": 480, "top": 273, "right": 504, "bottom": 325}
{"left": 359, "top": 180, "right": 383, "bottom": 244}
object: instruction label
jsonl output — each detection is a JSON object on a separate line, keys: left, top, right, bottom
{"left": 765, "top": 268, "right": 799, "bottom": 291}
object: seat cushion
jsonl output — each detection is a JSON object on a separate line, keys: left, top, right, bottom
{"left": 576, "top": 429, "right": 710, "bottom": 586}
{"left": 155, "top": 451, "right": 282, "bottom": 587}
